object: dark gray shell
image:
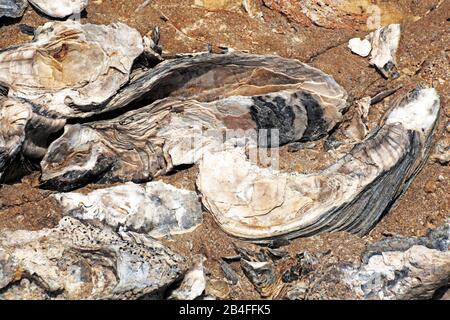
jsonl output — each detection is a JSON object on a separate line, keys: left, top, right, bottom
{"left": 0, "top": 0, "right": 27, "bottom": 18}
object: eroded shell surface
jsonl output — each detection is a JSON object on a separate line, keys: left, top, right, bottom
{"left": 39, "top": 52, "right": 348, "bottom": 191}
{"left": 263, "top": 0, "right": 369, "bottom": 30}
{"left": 0, "top": 0, "right": 27, "bottom": 19}
{"left": 343, "top": 224, "right": 450, "bottom": 300}
{"left": 54, "top": 181, "right": 203, "bottom": 238}
{"left": 348, "top": 24, "right": 401, "bottom": 78}
{"left": 197, "top": 86, "right": 440, "bottom": 241}
{"left": 0, "top": 20, "right": 143, "bottom": 119}
{"left": 283, "top": 224, "right": 450, "bottom": 300}
{"left": 28, "top": 0, "right": 88, "bottom": 18}
{"left": 0, "top": 216, "right": 187, "bottom": 300}
{"left": 368, "top": 24, "right": 401, "bottom": 78}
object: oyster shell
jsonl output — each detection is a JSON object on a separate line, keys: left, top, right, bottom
{"left": 0, "top": 20, "right": 143, "bottom": 119}
{"left": 0, "top": 216, "right": 187, "bottom": 300}
{"left": 282, "top": 224, "right": 450, "bottom": 300}
{"left": 102, "top": 52, "right": 348, "bottom": 122}
{"left": 263, "top": 0, "right": 369, "bottom": 30}
{"left": 0, "top": 21, "right": 143, "bottom": 179}
{"left": 54, "top": 181, "right": 203, "bottom": 238}
{"left": 349, "top": 24, "right": 401, "bottom": 79}
{"left": 169, "top": 255, "right": 207, "bottom": 300}
{"left": 0, "top": 0, "right": 27, "bottom": 19}
{"left": 197, "top": 86, "right": 440, "bottom": 241}
{"left": 39, "top": 52, "right": 348, "bottom": 190}
{"left": 0, "top": 97, "right": 65, "bottom": 181}
{"left": 28, "top": 0, "right": 88, "bottom": 18}
{"left": 368, "top": 24, "right": 401, "bottom": 79}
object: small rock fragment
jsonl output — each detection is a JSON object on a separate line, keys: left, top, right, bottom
{"left": 348, "top": 38, "right": 372, "bottom": 57}
{"left": 220, "top": 260, "right": 239, "bottom": 285}
{"left": 169, "top": 255, "right": 207, "bottom": 300}
{"left": 28, "top": 0, "right": 88, "bottom": 18}
{"left": 241, "top": 259, "right": 281, "bottom": 297}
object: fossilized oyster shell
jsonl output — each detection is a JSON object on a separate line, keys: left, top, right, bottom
{"left": 0, "top": 20, "right": 143, "bottom": 119}
{"left": 0, "top": 97, "right": 65, "bottom": 181}
{"left": 368, "top": 24, "right": 401, "bottom": 79}
{"left": 0, "top": 21, "right": 143, "bottom": 179}
{"left": 39, "top": 52, "right": 348, "bottom": 190}
{"left": 263, "top": 0, "right": 369, "bottom": 30}
{"left": 0, "top": 216, "right": 187, "bottom": 300}
{"left": 54, "top": 181, "right": 203, "bottom": 238}
{"left": 28, "top": 0, "right": 88, "bottom": 18}
{"left": 197, "top": 86, "right": 440, "bottom": 241}
{"left": 282, "top": 224, "right": 450, "bottom": 300}
{"left": 0, "top": 0, "right": 27, "bottom": 19}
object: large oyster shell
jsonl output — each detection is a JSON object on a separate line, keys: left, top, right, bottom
{"left": 39, "top": 52, "right": 348, "bottom": 191}
{"left": 0, "top": 20, "right": 143, "bottom": 119}
{"left": 197, "top": 86, "right": 440, "bottom": 241}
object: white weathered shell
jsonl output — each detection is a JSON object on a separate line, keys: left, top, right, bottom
{"left": 0, "top": 20, "right": 143, "bottom": 118}
{"left": 348, "top": 38, "right": 372, "bottom": 57}
{"left": 54, "top": 181, "right": 203, "bottom": 238}
{"left": 28, "top": 0, "right": 88, "bottom": 18}
{"left": 197, "top": 87, "right": 440, "bottom": 241}
{"left": 368, "top": 24, "right": 401, "bottom": 78}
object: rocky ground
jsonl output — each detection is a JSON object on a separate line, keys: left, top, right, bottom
{"left": 0, "top": 0, "right": 449, "bottom": 299}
